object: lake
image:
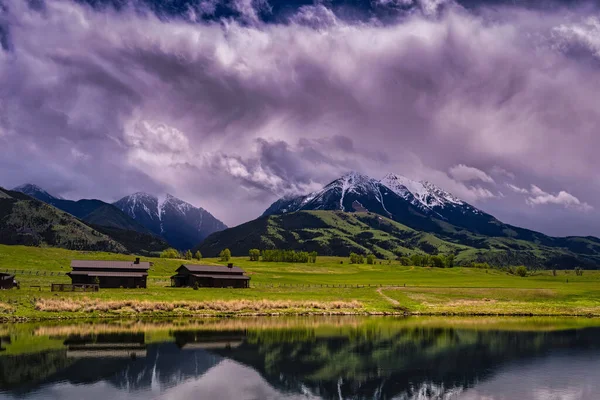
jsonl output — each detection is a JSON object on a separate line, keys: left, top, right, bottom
{"left": 1, "top": 316, "right": 599, "bottom": 399}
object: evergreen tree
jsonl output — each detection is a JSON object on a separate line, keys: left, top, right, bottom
{"left": 194, "top": 250, "right": 202, "bottom": 260}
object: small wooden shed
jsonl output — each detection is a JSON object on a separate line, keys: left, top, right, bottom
{"left": 67, "top": 258, "right": 149, "bottom": 288}
{"left": 0, "top": 273, "right": 16, "bottom": 289}
{"left": 171, "top": 264, "right": 250, "bottom": 288}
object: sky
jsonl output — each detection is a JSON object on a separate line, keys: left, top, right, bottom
{"left": 1, "top": 0, "right": 600, "bottom": 236}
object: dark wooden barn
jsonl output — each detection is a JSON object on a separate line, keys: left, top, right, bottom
{"left": 67, "top": 258, "right": 149, "bottom": 289}
{"left": 171, "top": 264, "right": 250, "bottom": 288}
{"left": 0, "top": 273, "right": 16, "bottom": 289}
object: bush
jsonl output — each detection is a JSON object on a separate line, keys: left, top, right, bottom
{"left": 516, "top": 266, "right": 528, "bottom": 277}
{"left": 184, "top": 250, "right": 193, "bottom": 260}
{"left": 194, "top": 251, "right": 202, "bottom": 260}
{"left": 219, "top": 248, "right": 231, "bottom": 261}
{"left": 366, "top": 254, "right": 376, "bottom": 265}
{"left": 193, "top": 281, "right": 199, "bottom": 290}
{"left": 349, "top": 253, "right": 364, "bottom": 264}
{"left": 160, "top": 248, "right": 180, "bottom": 259}
{"left": 249, "top": 249, "right": 260, "bottom": 261}
{"left": 472, "top": 262, "right": 490, "bottom": 269}
{"left": 431, "top": 255, "right": 445, "bottom": 268}
{"left": 397, "top": 256, "right": 411, "bottom": 266}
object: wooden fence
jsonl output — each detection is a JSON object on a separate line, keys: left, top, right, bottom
{"left": 248, "top": 282, "right": 406, "bottom": 289}
{"left": 51, "top": 284, "right": 99, "bottom": 292}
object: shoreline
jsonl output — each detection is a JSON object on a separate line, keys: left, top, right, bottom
{"left": 3, "top": 309, "right": 600, "bottom": 323}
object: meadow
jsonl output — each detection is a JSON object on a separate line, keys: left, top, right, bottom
{"left": 1, "top": 245, "right": 600, "bottom": 320}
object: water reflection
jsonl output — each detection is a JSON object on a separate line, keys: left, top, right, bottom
{"left": 0, "top": 317, "right": 599, "bottom": 399}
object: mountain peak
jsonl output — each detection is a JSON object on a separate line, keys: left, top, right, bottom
{"left": 113, "top": 191, "right": 226, "bottom": 249}
{"left": 12, "top": 183, "right": 62, "bottom": 201}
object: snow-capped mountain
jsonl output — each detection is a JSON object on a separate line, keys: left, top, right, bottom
{"left": 262, "top": 172, "right": 448, "bottom": 232}
{"left": 263, "top": 172, "right": 395, "bottom": 216}
{"left": 113, "top": 193, "right": 227, "bottom": 250}
{"left": 13, "top": 183, "right": 63, "bottom": 203}
{"left": 263, "top": 171, "right": 506, "bottom": 237}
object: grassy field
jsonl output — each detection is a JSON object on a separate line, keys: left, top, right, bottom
{"left": 1, "top": 245, "right": 600, "bottom": 320}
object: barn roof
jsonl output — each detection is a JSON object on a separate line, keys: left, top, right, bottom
{"left": 190, "top": 273, "right": 250, "bottom": 280}
{"left": 178, "top": 264, "right": 246, "bottom": 274}
{"left": 70, "top": 260, "right": 150, "bottom": 270}
{"left": 68, "top": 271, "right": 148, "bottom": 278}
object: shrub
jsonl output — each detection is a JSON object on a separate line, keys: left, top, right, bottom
{"left": 219, "top": 248, "right": 231, "bottom": 261}
{"left": 349, "top": 253, "right": 364, "bottom": 264}
{"left": 160, "top": 248, "right": 180, "bottom": 259}
{"left": 249, "top": 249, "right": 261, "bottom": 261}
{"left": 184, "top": 250, "right": 193, "bottom": 260}
{"left": 431, "top": 256, "right": 445, "bottom": 268}
{"left": 516, "top": 266, "right": 528, "bottom": 277}
{"left": 194, "top": 251, "right": 202, "bottom": 260}
{"left": 366, "top": 254, "right": 376, "bottom": 265}
{"left": 445, "top": 254, "right": 455, "bottom": 268}
{"left": 397, "top": 256, "right": 411, "bottom": 266}
{"left": 193, "top": 281, "right": 199, "bottom": 290}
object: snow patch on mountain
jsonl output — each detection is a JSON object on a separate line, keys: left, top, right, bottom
{"left": 381, "top": 173, "right": 464, "bottom": 209}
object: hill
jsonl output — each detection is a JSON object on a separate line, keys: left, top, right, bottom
{"left": 0, "top": 188, "right": 126, "bottom": 252}
{"left": 197, "top": 210, "right": 600, "bottom": 268}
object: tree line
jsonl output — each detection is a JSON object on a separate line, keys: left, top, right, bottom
{"left": 249, "top": 249, "right": 318, "bottom": 263}
{"left": 160, "top": 248, "right": 202, "bottom": 260}
{"left": 394, "top": 253, "right": 455, "bottom": 268}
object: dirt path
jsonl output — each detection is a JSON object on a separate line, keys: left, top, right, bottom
{"left": 376, "top": 287, "right": 400, "bottom": 306}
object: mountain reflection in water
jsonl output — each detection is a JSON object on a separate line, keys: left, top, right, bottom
{"left": 0, "top": 317, "right": 599, "bottom": 399}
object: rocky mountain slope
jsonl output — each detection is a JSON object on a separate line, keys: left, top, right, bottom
{"left": 113, "top": 193, "right": 227, "bottom": 250}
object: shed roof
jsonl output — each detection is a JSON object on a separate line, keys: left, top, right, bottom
{"left": 68, "top": 271, "right": 148, "bottom": 278}
{"left": 178, "top": 264, "right": 246, "bottom": 274}
{"left": 70, "top": 260, "right": 150, "bottom": 270}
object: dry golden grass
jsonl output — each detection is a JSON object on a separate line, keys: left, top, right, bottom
{"left": 35, "top": 298, "right": 363, "bottom": 314}
{"left": 0, "top": 302, "right": 12, "bottom": 313}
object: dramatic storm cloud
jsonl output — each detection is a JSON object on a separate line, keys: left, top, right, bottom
{"left": 1, "top": 0, "right": 600, "bottom": 235}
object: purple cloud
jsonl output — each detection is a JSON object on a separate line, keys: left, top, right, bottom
{"left": 0, "top": 0, "right": 599, "bottom": 235}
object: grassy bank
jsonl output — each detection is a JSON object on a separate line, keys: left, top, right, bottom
{"left": 1, "top": 245, "right": 600, "bottom": 320}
